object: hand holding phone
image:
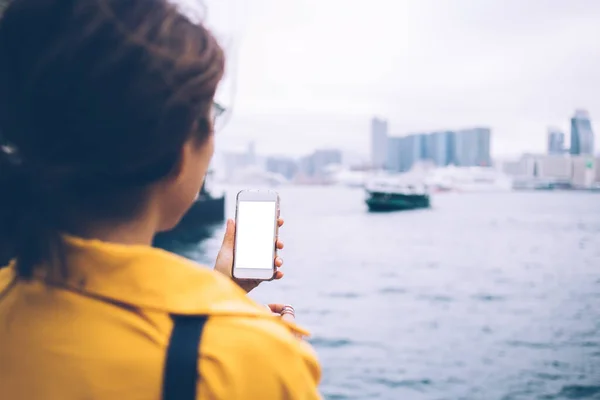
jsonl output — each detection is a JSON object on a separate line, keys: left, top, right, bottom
{"left": 232, "top": 190, "right": 280, "bottom": 281}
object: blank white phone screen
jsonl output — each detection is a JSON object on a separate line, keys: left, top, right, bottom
{"left": 235, "top": 201, "right": 277, "bottom": 270}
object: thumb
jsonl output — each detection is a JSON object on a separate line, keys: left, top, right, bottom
{"left": 221, "top": 218, "right": 235, "bottom": 249}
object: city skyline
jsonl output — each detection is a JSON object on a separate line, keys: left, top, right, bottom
{"left": 216, "top": 106, "right": 595, "bottom": 166}
{"left": 197, "top": 0, "right": 600, "bottom": 158}
{"left": 375, "top": 122, "right": 491, "bottom": 172}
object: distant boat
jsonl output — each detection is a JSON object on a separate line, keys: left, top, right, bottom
{"left": 365, "top": 172, "right": 431, "bottom": 212}
{"left": 365, "top": 189, "right": 430, "bottom": 212}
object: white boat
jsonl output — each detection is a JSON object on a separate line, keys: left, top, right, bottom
{"left": 326, "top": 165, "right": 368, "bottom": 188}
{"left": 424, "top": 165, "right": 513, "bottom": 193}
{"left": 366, "top": 168, "right": 429, "bottom": 193}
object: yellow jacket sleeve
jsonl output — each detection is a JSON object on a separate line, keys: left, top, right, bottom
{"left": 198, "top": 316, "right": 322, "bottom": 399}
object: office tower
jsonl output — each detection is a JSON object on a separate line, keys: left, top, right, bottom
{"left": 385, "top": 137, "right": 403, "bottom": 172}
{"left": 370, "top": 117, "right": 388, "bottom": 169}
{"left": 454, "top": 127, "right": 491, "bottom": 167}
{"left": 547, "top": 128, "right": 566, "bottom": 155}
{"left": 299, "top": 149, "right": 343, "bottom": 178}
{"left": 312, "top": 149, "right": 342, "bottom": 172}
{"left": 570, "top": 109, "right": 595, "bottom": 156}
{"left": 385, "top": 135, "right": 424, "bottom": 173}
{"left": 425, "top": 131, "right": 455, "bottom": 166}
{"left": 398, "top": 134, "right": 425, "bottom": 172}
{"left": 265, "top": 157, "right": 298, "bottom": 180}
{"left": 386, "top": 126, "right": 490, "bottom": 172}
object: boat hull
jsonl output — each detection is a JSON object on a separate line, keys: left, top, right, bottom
{"left": 154, "top": 194, "right": 226, "bottom": 243}
{"left": 365, "top": 192, "right": 430, "bottom": 212}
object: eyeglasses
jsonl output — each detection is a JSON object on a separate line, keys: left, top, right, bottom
{"left": 212, "top": 101, "right": 227, "bottom": 132}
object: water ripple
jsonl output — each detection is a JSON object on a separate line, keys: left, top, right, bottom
{"left": 369, "top": 376, "right": 433, "bottom": 390}
{"left": 506, "top": 340, "right": 555, "bottom": 349}
{"left": 555, "top": 385, "right": 600, "bottom": 399}
{"left": 379, "top": 287, "right": 408, "bottom": 294}
{"left": 471, "top": 293, "right": 506, "bottom": 302}
{"left": 309, "top": 337, "right": 353, "bottom": 348}
{"left": 326, "top": 292, "right": 361, "bottom": 299}
{"left": 418, "top": 294, "right": 454, "bottom": 302}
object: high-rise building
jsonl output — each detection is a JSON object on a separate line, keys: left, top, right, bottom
{"left": 385, "top": 135, "right": 424, "bottom": 173}
{"left": 454, "top": 127, "right": 491, "bottom": 167}
{"left": 570, "top": 109, "right": 595, "bottom": 156}
{"left": 403, "top": 135, "right": 426, "bottom": 172}
{"left": 385, "top": 125, "right": 490, "bottom": 172}
{"left": 547, "top": 128, "right": 566, "bottom": 155}
{"left": 312, "top": 149, "right": 342, "bottom": 173}
{"left": 425, "top": 131, "right": 455, "bottom": 166}
{"left": 385, "top": 137, "right": 404, "bottom": 172}
{"left": 370, "top": 117, "right": 388, "bottom": 169}
{"left": 265, "top": 156, "right": 298, "bottom": 180}
{"left": 298, "top": 155, "right": 315, "bottom": 178}
{"left": 298, "top": 149, "right": 343, "bottom": 178}
{"left": 446, "top": 131, "right": 456, "bottom": 165}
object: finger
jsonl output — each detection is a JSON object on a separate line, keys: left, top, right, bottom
{"left": 275, "top": 257, "right": 283, "bottom": 267}
{"left": 277, "top": 218, "right": 284, "bottom": 227}
{"left": 281, "top": 313, "right": 295, "bottom": 323}
{"left": 264, "top": 304, "right": 279, "bottom": 316}
{"left": 220, "top": 219, "right": 235, "bottom": 249}
{"left": 276, "top": 239, "right": 284, "bottom": 250}
{"left": 273, "top": 270, "right": 284, "bottom": 280}
{"left": 267, "top": 303, "right": 286, "bottom": 313}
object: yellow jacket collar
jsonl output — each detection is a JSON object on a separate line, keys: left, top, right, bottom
{"left": 2, "top": 236, "right": 310, "bottom": 336}
{"left": 57, "top": 235, "right": 267, "bottom": 315}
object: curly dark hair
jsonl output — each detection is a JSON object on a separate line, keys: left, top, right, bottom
{"left": 0, "top": 0, "right": 225, "bottom": 278}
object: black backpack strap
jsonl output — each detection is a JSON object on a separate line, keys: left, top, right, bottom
{"left": 162, "top": 315, "right": 209, "bottom": 400}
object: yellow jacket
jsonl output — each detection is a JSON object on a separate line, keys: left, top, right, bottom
{"left": 0, "top": 236, "right": 321, "bottom": 399}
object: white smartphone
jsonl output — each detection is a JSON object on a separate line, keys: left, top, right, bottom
{"left": 232, "top": 189, "right": 280, "bottom": 281}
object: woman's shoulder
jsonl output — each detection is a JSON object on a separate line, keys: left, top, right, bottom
{"left": 61, "top": 235, "right": 253, "bottom": 314}
{"left": 198, "top": 313, "right": 322, "bottom": 399}
{"left": 207, "top": 314, "right": 319, "bottom": 367}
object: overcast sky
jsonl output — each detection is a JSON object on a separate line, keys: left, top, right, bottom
{"left": 195, "top": 0, "right": 600, "bottom": 159}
